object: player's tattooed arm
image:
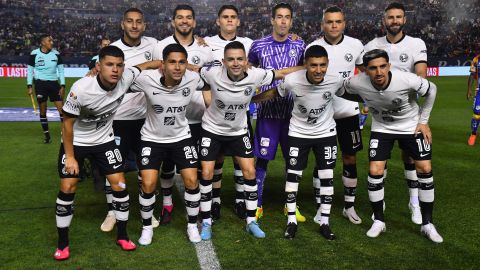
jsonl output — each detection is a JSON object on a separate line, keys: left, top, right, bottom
{"left": 61, "top": 114, "right": 80, "bottom": 175}
{"left": 251, "top": 88, "right": 278, "bottom": 103}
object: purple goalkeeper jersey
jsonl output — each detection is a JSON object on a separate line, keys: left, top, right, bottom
{"left": 248, "top": 34, "right": 305, "bottom": 119}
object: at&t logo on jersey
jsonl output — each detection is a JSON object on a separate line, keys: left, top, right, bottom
{"left": 399, "top": 53, "right": 409, "bottom": 62}
{"left": 152, "top": 104, "right": 164, "bottom": 114}
{"left": 344, "top": 53, "right": 353, "bottom": 62}
{"left": 215, "top": 99, "right": 226, "bottom": 109}
{"left": 298, "top": 104, "right": 308, "bottom": 114}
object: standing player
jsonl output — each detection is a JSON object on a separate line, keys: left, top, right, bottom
{"left": 53, "top": 46, "right": 162, "bottom": 260}
{"left": 306, "top": 6, "right": 365, "bottom": 225}
{"left": 252, "top": 45, "right": 346, "bottom": 240}
{"left": 153, "top": 4, "right": 214, "bottom": 225}
{"left": 99, "top": 8, "right": 161, "bottom": 232}
{"left": 204, "top": 4, "right": 254, "bottom": 220}
{"left": 132, "top": 44, "right": 205, "bottom": 245}
{"left": 198, "top": 41, "right": 302, "bottom": 240}
{"left": 364, "top": 2, "right": 428, "bottom": 225}
{"left": 339, "top": 49, "right": 443, "bottom": 243}
{"left": 27, "top": 34, "right": 65, "bottom": 144}
{"left": 248, "top": 2, "right": 306, "bottom": 221}
{"left": 88, "top": 38, "right": 111, "bottom": 70}
{"left": 466, "top": 53, "right": 480, "bottom": 145}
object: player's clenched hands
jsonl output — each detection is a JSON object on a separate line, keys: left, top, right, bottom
{"left": 415, "top": 123, "right": 432, "bottom": 144}
{"left": 59, "top": 86, "right": 65, "bottom": 98}
{"left": 466, "top": 89, "right": 472, "bottom": 100}
{"left": 64, "top": 157, "right": 80, "bottom": 176}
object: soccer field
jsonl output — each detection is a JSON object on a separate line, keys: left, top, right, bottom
{"left": 0, "top": 77, "right": 479, "bottom": 269}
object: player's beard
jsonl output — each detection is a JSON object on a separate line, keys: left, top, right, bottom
{"left": 176, "top": 26, "right": 193, "bottom": 37}
{"left": 386, "top": 23, "right": 404, "bottom": 36}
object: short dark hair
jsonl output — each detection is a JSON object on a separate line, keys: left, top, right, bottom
{"left": 173, "top": 4, "right": 195, "bottom": 20}
{"left": 323, "top": 5, "right": 345, "bottom": 19}
{"left": 305, "top": 45, "right": 329, "bottom": 60}
{"left": 123, "top": 8, "right": 144, "bottom": 20}
{"left": 218, "top": 5, "right": 239, "bottom": 17}
{"left": 272, "top": 2, "right": 293, "bottom": 18}
{"left": 363, "top": 49, "right": 389, "bottom": 67}
{"left": 38, "top": 34, "right": 50, "bottom": 44}
{"left": 224, "top": 41, "right": 245, "bottom": 53}
{"left": 163, "top": 43, "right": 188, "bottom": 61}
{"left": 385, "top": 2, "right": 405, "bottom": 13}
{"left": 99, "top": 45, "right": 125, "bottom": 61}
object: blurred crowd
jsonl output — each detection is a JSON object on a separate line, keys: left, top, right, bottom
{"left": 1, "top": 0, "right": 479, "bottom": 58}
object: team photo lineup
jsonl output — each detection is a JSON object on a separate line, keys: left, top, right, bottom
{"left": 9, "top": 0, "right": 478, "bottom": 267}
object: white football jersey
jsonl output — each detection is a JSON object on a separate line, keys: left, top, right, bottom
{"left": 364, "top": 34, "right": 427, "bottom": 73}
{"left": 341, "top": 70, "right": 431, "bottom": 134}
{"left": 204, "top": 34, "right": 253, "bottom": 66}
{"left": 307, "top": 35, "right": 364, "bottom": 119}
{"left": 201, "top": 66, "right": 274, "bottom": 136}
{"left": 63, "top": 67, "right": 141, "bottom": 146}
{"left": 130, "top": 69, "right": 204, "bottom": 143}
{"left": 154, "top": 35, "right": 214, "bottom": 123}
{"left": 111, "top": 36, "right": 159, "bottom": 120}
{"left": 278, "top": 71, "right": 343, "bottom": 138}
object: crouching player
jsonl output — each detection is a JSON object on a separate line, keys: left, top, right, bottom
{"left": 54, "top": 46, "right": 161, "bottom": 260}
{"left": 338, "top": 49, "right": 443, "bottom": 243}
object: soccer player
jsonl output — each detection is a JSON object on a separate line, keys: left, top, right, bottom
{"left": 306, "top": 6, "right": 365, "bottom": 225}
{"left": 364, "top": 2, "right": 428, "bottom": 225}
{"left": 339, "top": 49, "right": 443, "bottom": 243}
{"left": 27, "top": 34, "right": 65, "bottom": 144}
{"left": 53, "top": 46, "right": 162, "bottom": 260}
{"left": 466, "top": 53, "right": 480, "bottom": 145}
{"left": 248, "top": 2, "right": 306, "bottom": 221}
{"left": 98, "top": 8, "right": 161, "bottom": 232}
{"left": 204, "top": 4, "right": 254, "bottom": 220}
{"left": 198, "top": 41, "right": 302, "bottom": 240}
{"left": 131, "top": 44, "right": 205, "bottom": 245}
{"left": 88, "top": 38, "right": 111, "bottom": 70}
{"left": 252, "top": 45, "right": 345, "bottom": 240}
{"left": 153, "top": 4, "right": 214, "bottom": 225}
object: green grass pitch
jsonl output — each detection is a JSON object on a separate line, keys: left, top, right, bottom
{"left": 0, "top": 77, "right": 479, "bottom": 269}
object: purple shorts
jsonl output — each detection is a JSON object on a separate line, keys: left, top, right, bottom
{"left": 253, "top": 118, "right": 290, "bottom": 160}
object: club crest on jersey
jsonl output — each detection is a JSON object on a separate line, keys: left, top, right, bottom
{"left": 224, "top": 112, "right": 236, "bottom": 121}
{"left": 191, "top": 56, "right": 200, "bottom": 65}
{"left": 298, "top": 104, "right": 308, "bottom": 114}
{"left": 392, "top": 98, "right": 402, "bottom": 106}
{"left": 344, "top": 53, "right": 353, "bottom": 62}
{"left": 152, "top": 104, "right": 164, "bottom": 114}
{"left": 289, "top": 49, "right": 297, "bottom": 58}
{"left": 182, "top": 88, "right": 190, "bottom": 97}
{"left": 144, "top": 51, "right": 152, "bottom": 60}
{"left": 164, "top": 116, "right": 176, "bottom": 125}
{"left": 399, "top": 53, "right": 409, "bottom": 63}
{"left": 323, "top": 91, "right": 332, "bottom": 100}
{"left": 244, "top": 87, "right": 253, "bottom": 96}
{"left": 215, "top": 99, "right": 226, "bottom": 109}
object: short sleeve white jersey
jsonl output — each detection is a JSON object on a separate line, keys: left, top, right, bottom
{"left": 155, "top": 35, "right": 214, "bottom": 123}
{"left": 364, "top": 34, "right": 427, "bottom": 73}
{"left": 204, "top": 35, "right": 253, "bottom": 66}
{"left": 307, "top": 35, "right": 364, "bottom": 119}
{"left": 200, "top": 66, "right": 274, "bottom": 136}
{"left": 63, "top": 67, "right": 141, "bottom": 146}
{"left": 341, "top": 70, "right": 431, "bottom": 134}
{"left": 130, "top": 69, "right": 204, "bottom": 143}
{"left": 111, "top": 36, "right": 159, "bottom": 120}
{"left": 278, "top": 71, "right": 342, "bottom": 138}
